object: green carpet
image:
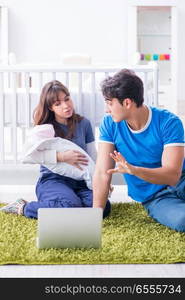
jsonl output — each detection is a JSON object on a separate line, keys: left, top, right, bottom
{"left": 0, "top": 202, "right": 185, "bottom": 265}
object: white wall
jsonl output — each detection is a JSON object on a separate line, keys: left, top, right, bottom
{"left": 1, "top": 0, "right": 185, "bottom": 106}
{"left": 176, "top": 1, "right": 185, "bottom": 107}
{"left": 4, "top": 0, "right": 128, "bottom": 65}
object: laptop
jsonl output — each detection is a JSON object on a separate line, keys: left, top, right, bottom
{"left": 37, "top": 207, "right": 103, "bottom": 249}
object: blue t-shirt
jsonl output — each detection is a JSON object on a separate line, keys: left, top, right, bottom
{"left": 99, "top": 106, "right": 185, "bottom": 203}
{"left": 41, "top": 117, "right": 94, "bottom": 174}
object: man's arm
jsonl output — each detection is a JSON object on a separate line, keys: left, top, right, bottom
{"left": 108, "top": 146, "right": 184, "bottom": 186}
{"left": 134, "top": 146, "right": 184, "bottom": 186}
{"left": 93, "top": 142, "right": 115, "bottom": 209}
{"left": 86, "top": 141, "right": 97, "bottom": 162}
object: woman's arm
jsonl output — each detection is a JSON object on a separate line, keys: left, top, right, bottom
{"left": 56, "top": 150, "right": 88, "bottom": 170}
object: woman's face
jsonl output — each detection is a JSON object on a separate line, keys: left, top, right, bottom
{"left": 50, "top": 91, "right": 74, "bottom": 124}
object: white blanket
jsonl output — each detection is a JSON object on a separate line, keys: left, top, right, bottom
{"left": 21, "top": 124, "right": 95, "bottom": 189}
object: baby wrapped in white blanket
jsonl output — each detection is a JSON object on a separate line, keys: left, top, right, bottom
{"left": 21, "top": 124, "right": 95, "bottom": 189}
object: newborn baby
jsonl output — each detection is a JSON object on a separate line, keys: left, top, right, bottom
{"left": 21, "top": 124, "right": 95, "bottom": 189}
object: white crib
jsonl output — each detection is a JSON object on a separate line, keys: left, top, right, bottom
{"left": 0, "top": 64, "right": 158, "bottom": 187}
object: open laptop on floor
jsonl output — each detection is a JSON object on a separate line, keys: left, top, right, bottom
{"left": 37, "top": 207, "right": 103, "bottom": 249}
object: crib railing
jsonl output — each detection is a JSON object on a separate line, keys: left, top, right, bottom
{"left": 0, "top": 64, "right": 158, "bottom": 164}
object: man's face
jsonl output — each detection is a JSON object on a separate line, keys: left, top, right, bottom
{"left": 105, "top": 98, "right": 126, "bottom": 122}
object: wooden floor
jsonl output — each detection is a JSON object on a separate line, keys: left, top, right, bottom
{"left": 0, "top": 263, "right": 185, "bottom": 278}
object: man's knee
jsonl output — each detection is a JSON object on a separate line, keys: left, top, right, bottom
{"left": 172, "top": 213, "right": 185, "bottom": 232}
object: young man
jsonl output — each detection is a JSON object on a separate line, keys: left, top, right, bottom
{"left": 93, "top": 69, "right": 185, "bottom": 232}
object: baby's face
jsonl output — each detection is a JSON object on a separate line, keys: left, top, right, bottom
{"left": 35, "top": 124, "right": 55, "bottom": 139}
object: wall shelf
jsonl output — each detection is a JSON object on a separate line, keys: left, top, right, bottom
{"left": 128, "top": 1, "right": 177, "bottom": 113}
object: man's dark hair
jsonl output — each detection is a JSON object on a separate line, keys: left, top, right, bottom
{"left": 101, "top": 69, "right": 144, "bottom": 107}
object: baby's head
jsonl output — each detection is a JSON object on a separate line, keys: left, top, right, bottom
{"left": 33, "top": 124, "right": 55, "bottom": 139}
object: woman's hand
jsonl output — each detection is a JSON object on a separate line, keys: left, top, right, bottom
{"left": 57, "top": 150, "right": 88, "bottom": 170}
{"left": 107, "top": 151, "right": 134, "bottom": 175}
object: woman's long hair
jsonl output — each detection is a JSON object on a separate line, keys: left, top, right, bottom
{"left": 33, "top": 80, "right": 83, "bottom": 139}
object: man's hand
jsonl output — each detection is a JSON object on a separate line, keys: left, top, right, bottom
{"left": 107, "top": 151, "right": 134, "bottom": 175}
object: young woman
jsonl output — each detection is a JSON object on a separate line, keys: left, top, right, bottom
{"left": 1, "top": 80, "right": 111, "bottom": 218}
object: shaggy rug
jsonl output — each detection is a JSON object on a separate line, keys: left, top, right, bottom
{"left": 0, "top": 202, "right": 185, "bottom": 265}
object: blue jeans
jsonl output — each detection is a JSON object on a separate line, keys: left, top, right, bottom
{"left": 24, "top": 172, "right": 111, "bottom": 219}
{"left": 142, "top": 171, "right": 185, "bottom": 232}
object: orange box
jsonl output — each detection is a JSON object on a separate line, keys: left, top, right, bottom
{"left": 159, "top": 54, "right": 165, "bottom": 60}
